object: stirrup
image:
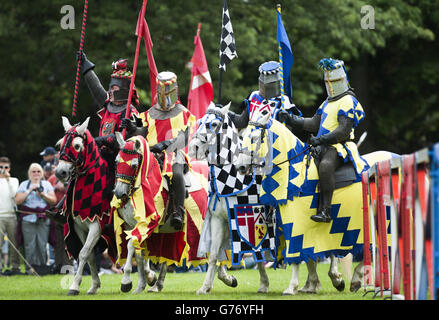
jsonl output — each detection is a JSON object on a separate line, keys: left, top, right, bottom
{"left": 170, "top": 211, "right": 184, "bottom": 230}
{"left": 310, "top": 208, "right": 331, "bottom": 223}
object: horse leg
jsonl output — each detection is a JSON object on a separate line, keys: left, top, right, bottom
{"left": 328, "top": 254, "right": 345, "bottom": 292}
{"left": 299, "top": 259, "right": 321, "bottom": 294}
{"left": 86, "top": 246, "right": 101, "bottom": 295}
{"left": 68, "top": 220, "right": 101, "bottom": 295}
{"left": 282, "top": 263, "right": 300, "bottom": 295}
{"left": 132, "top": 250, "right": 146, "bottom": 294}
{"left": 120, "top": 238, "right": 135, "bottom": 293}
{"left": 197, "top": 213, "right": 227, "bottom": 294}
{"left": 256, "top": 262, "right": 269, "bottom": 293}
{"left": 148, "top": 262, "right": 167, "bottom": 293}
{"left": 144, "top": 258, "right": 157, "bottom": 287}
{"left": 350, "top": 260, "right": 363, "bottom": 292}
{"left": 217, "top": 264, "right": 238, "bottom": 288}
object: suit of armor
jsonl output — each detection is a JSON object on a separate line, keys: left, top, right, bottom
{"left": 78, "top": 52, "right": 139, "bottom": 137}
{"left": 278, "top": 58, "right": 368, "bottom": 222}
{"left": 121, "top": 71, "right": 196, "bottom": 231}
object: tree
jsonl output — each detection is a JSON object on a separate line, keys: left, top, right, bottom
{"left": 0, "top": 0, "right": 437, "bottom": 179}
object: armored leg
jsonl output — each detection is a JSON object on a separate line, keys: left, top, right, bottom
{"left": 311, "top": 147, "right": 342, "bottom": 223}
{"left": 169, "top": 162, "right": 186, "bottom": 230}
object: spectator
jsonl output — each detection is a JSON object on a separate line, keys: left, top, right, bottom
{"left": 15, "top": 163, "right": 57, "bottom": 275}
{"left": 40, "top": 147, "right": 58, "bottom": 169}
{"left": 47, "top": 169, "right": 73, "bottom": 274}
{"left": 42, "top": 163, "right": 53, "bottom": 181}
{"left": 0, "top": 156, "right": 22, "bottom": 275}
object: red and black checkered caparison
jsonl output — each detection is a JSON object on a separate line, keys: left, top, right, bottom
{"left": 60, "top": 126, "right": 113, "bottom": 221}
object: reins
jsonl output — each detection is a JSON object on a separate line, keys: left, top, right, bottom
{"left": 246, "top": 120, "right": 312, "bottom": 169}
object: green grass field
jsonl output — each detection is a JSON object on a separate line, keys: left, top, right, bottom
{"left": 0, "top": 263, "right": 382, "bottom": 300}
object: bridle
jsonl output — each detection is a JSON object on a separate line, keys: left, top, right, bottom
{"left": 115, "top": 147, "right": 143, "bottom": 197}
{"left": 244, "top": 120, "right": 312, "bottom": 170}
{"left": 58, "top": 129, "right": 88, "bottom": 179}
{"left": 192, "top": 109, "right": 225, "bottom": 145}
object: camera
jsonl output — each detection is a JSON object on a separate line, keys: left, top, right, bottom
{"left": 37, "top": 186, "right": 44, "bottom": 193}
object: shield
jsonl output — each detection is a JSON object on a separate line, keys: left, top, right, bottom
{"left": 235, "top": 204, "right": 268, "bottom": 249}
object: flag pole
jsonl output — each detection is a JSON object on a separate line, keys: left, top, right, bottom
{"left": 188, "top": 23, "right": 202, "bottom": 111}
{"left": 122, "top": 0, "right": 148, "bottom": 139}
{"left": 72, "top": 0, "right": 89, "bottom": 117}
{"left": 217, "top": 68, "right": 223, "bottom": 105}
{"left": 276, "top": 4, "right": 286, "bottom": 111}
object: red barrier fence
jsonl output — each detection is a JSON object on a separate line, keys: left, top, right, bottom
{"left": 362, "top": 148, "right": 436, "bottom": 300}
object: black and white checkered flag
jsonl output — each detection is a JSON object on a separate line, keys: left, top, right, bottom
{"left": 219, "top": 0, "right": 237, "bottom": 70}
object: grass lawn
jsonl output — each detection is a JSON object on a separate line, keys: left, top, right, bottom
{"left": 0, "top": 262, "right": 381, "bottom": 301}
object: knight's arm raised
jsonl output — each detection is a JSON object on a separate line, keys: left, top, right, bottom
{"left": 77, "top": 51, "right": 108, "bottom": 108}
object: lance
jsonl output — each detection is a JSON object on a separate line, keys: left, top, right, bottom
{"left": 72, "top": 0, "right": 89, "bottom": 117}
{"left": 122, "top": 0, "right": 148, "bottom": 139}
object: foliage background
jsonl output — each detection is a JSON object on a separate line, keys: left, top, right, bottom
{"left": 0, "top": 0, "right": 438, "bottom": 180}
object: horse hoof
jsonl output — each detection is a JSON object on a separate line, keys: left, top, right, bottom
{"left": 350, "top": 281, "right": 361, "bottom": 293}
{"left": 257, "top": 287, "right": 268, "bottom": 294}
{"left": 67, "top": 289, "right": 79, "bottom": 296}
{"left": 230, "top": 277, "right": 238, "bottom": 288}
{"left": 335, "top": 280, "right": 345, "bottom": 292}
{"left": 121, "top": 282, "right": 133, "bottom": 293}
{"left": 147, "top": 274, "right": 157, "bottom": 287}
{"left": 196, "top": 288, "right": 211, "bottom": 295}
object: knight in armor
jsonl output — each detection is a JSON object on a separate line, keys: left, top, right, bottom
{"left": 76, "top": 51, "right": 139, "bottom": 137}
{"left": 277, "top": 58, "right": 368, "bottom": 223}
{"left": 47, "top": 53, "right": 141, "bottom": 217}
{"left": 228, "top": 61, "right": 303, "bottom": 137}
{"left": 121, "top": 71, "right": 196, "bottom": 231}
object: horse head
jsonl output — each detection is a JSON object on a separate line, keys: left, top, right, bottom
{"left": 188, "top": 101, "right": 240, "bottom": 166}
{"left": 114, "top": 132, "right": 143, "bottom": 200}
{"left": 55, "top": 116, "right": 92, "bottom": 182}
{"left": 236, "top": 111, "right": 272, "bottom": 175}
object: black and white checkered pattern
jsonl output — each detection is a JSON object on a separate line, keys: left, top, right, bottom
{"left": 219, "top": 0, "right": 237, "bottom": 70}
{"left": 195, "top": 106, "right": 276, "bottom": 265}
{"left": 227, "top": 178, "right": 276, "bottom": 266}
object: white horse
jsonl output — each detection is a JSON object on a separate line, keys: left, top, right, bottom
{"left": 236, "top": 110, "right": 397, "bottom": 294}
{"left": 188, "top": 103, "right": 346, "bottom": 295}
{"left": 55, "top": 117, "right": 116, "bottom": 295}
{"left": 112, "top": 132, "right": 208, "bottom": 294}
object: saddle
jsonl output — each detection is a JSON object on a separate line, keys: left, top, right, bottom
{"left": 311, "top": 145, "right": 357, "bottom": 190}
{"left": 334, "top": 162, "right": 357, "bottom": 189}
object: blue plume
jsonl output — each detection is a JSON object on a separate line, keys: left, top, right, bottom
{"left": 318, "top": 58, "right": 338, "bottom": 71}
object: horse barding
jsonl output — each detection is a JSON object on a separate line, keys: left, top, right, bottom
{"left": 55, "top": 116, "right": 118, "bottom": 295}
{"left": 188, "top": 102, "right": 275, "bottom": 294}
{"left": 111, "top": 132, "right": 209, "bottom": 293}
{"left": 236, "top": 110, "right": 398, "bottom": 294}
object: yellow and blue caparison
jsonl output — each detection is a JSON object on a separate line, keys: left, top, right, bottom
{"left": 241, "top": 119, "right": 386, "bottom": 264}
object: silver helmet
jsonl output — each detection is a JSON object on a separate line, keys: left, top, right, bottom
{"left": 156, "top": 71, "right": 178, "bottom": 111}
{"left": 318, "top": 58, "right": 350, "bottom": 98}
{"left": 258, "top": 61, "right": 281, "bottom": 99}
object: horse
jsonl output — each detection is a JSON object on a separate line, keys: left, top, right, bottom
{"left": 111, "top": 132, "right": 208, "bottom": 294}
{"left": 188, "top": 102, "right": 347, "bottom": 295}
{"left": 236, "top": 110, "right": 397, "bottom": 294}
{"left": 55, "top": 116, "right": 117, "bottom": 295}
{"left": 187, "top": 102, "right": 274, "bottom": 294}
